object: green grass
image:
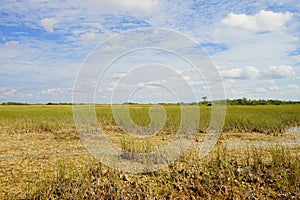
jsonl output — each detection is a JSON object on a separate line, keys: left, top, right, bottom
{"left": 0, "top": 105, "right": 74, "bottom": 135}
{"left": 224, "top": 105, "right": 300, "bottom": 134}
{"left": 0, "top": 104, "right": 299, "bottom": 134}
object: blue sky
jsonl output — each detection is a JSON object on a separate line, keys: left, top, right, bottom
{"left": 0, "top": 0, "right": 299, "bottom": 103}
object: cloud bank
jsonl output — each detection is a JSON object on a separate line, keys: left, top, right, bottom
{"left": 221, "top": 10, "right": 292, "bottom": 31}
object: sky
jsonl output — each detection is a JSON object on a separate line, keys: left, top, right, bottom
{"left": 0, "top": 0, "right": 299, "bottom": 103}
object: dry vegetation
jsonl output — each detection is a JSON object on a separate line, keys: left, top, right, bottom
{"left": 0, "top": 104, "right": 299, "bottom": 199}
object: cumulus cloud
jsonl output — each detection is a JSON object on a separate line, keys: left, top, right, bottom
{"left": 39, "top": 18, "right": 57, "bottom": 33}
{"left": 267, "top": 65, "right": 295, "bottom": 78}
{"left": 222, "top": 65, "right": 296, "bottom": 80}
{"left": 241, "top": 66, "right": 260, "bottom": 79}
{"left": 40, "top": 88, "right": 70, "bottom": 96}
{"left": 222, "top": 66, "right": 260, "bottom": 79}
{"left": 221, "top": 10, "right": 292, "bottom": 31}
{"left": 222, "top": 68, "right": 243, "bottom": 78}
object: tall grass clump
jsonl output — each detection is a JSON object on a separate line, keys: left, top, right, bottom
{"left": 22, "top": 145, "right": 299, "bottom": 199}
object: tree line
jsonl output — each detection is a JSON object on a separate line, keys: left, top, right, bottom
{"left": 225, "top": 98, "right": 300, "bottom": 105}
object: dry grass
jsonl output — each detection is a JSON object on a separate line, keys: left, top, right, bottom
{"left": 2, "top": 145, "right": 297, "bottom": 199}
{"left": 0, "top": 104, "right": 299, "bottom": 199}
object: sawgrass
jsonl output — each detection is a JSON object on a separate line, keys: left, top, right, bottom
{"left": 17, "top": 145, "right": 300, "bottom": 199}
{"left": 0, "top": 104, "right": 299, "bottom": 199}
{"left": 0, "top": 104, "right": 299, "bottom": 134}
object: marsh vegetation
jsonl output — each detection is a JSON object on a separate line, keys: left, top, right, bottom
{"left": 0, "top": 104, "right": 299, "bottom": 199}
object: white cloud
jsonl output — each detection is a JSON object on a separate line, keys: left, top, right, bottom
{"left": 110, "top": 73, "right": 127, "bottom": 79}
{"left": 267, "top": 65, "right": 295, "bottom": 78}
{"left": 2, "top": 89, "right": 18, "bottom": 96}
{"left": 4, "top": 41, "right": 20, "bottom": 46}
{"left": 76, "top": 0, "right": 158, "bottom": 14}
{"left": 107, "top": 0, "right": 158, "bottom": 12}
{"left": 221, "top": 65, "right": 295, "bottom": 80}
{"left": 40, "top": 88, "right": 56, "bottom": 95}
{"left": 39, "top": 18, "right": 57, "bottom": 33}
{"left": 221, "top": 10, "right": 292, "bottom": 31}
{"left": 222, "top": 66, "right": 260, "bottom": 79}
{"left": 222, "top": 68, "right": 242, "bottom": 78}
{"left": 78, "top": 31, "right": 104, "bottom": 45}
{"left": 241, "top": 66, "right": 260, "bottom": 79}
{"left": 80, "top": 32, "right": 99, "bottom": 41}
{"left": 0, "top": 88, "right": 19, "bottom": 99}
{"left": 212, "top": 28, "right": 298, "bottom": 69}
{"left": 40, "top": 88, "right": 70, "bottom": 96}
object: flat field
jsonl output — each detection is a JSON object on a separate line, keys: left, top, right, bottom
{"left": 0, "top": 104, "right": 299, "bottom": 199}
